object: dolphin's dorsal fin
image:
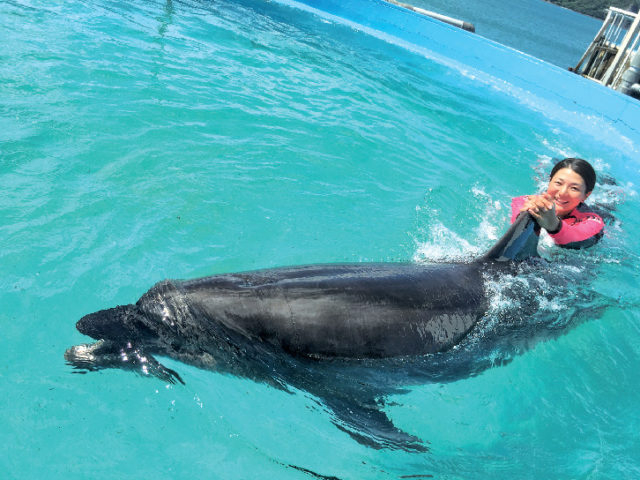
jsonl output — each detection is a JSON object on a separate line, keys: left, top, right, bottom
{"left": 480, "top": 212, "right": 538, "bottom": 262}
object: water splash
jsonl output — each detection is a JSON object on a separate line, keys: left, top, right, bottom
{"left": 412, "top": 185, "right": 508, "bottom": 263}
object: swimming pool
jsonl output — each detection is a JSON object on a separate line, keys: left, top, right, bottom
{"left": 2, "top": 0, "right": 639, "bottom": 478}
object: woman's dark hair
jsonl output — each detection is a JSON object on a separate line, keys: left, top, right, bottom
{"left": 550, "top": 157, "right": 597, "bottom": 193}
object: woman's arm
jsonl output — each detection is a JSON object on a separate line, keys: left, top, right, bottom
{"left": 510, "top": 196, "right": 527, "bottom": 223}
{"left": 548, "top": 211, "right": 604, "bottom": 247}
{"left": 511, "top": 196, "right": 604, "bottom": 248}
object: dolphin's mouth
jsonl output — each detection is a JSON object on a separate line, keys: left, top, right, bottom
{"left": 65, "top": 339, "right": 106, "bottom": 360}
{"left": 65, "top": 339, "right": 184, "bottom": 384}
{"left": 64, "top": 339, "right": 117, "bottom": 371}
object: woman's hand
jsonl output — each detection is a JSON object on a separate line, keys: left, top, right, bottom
{"left": 520, "top": 193, "right": 561, "bottom": 232}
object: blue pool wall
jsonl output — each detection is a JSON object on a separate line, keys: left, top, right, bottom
{"left": 276, "top": 0, "right": 640, "bottom": 147}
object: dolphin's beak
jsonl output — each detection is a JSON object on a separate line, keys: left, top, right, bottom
{"left": 76, "top": 305, "right": 141, "bottom": 341}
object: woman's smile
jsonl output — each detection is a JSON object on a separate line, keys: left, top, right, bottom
{"left": 546, "top": 167, "right": 590, "bottom": 217}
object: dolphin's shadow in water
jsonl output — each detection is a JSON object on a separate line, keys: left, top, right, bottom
{"left": 64, "top": 214, "right": 607, "bottom": 451}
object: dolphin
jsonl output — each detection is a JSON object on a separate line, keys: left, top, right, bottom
{"left": 65, "top": 213, "right": 539, "bottom": 450}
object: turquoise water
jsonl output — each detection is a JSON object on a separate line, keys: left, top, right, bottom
{"left": 407, "top": 0, "right": 602, "bottom": 68}
{"left": 2, "top": 0, "right": 640, "bottom": 478}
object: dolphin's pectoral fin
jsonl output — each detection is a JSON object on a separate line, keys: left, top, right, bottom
{"left": 134, "top": 352, "right": 184, "bottom": 385}
{"left": 321, "top": 396, "right": 428, "bottom": 452}
{"left": 64, "top": 340, "right": 184, "bottom": 385}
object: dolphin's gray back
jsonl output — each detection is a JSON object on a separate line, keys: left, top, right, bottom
{"left": 162, "top": 263, "right": 487, "bottom": 358}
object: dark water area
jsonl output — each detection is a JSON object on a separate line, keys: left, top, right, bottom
{"left": 407, "top": 0, "right": 602, "bottom": 68}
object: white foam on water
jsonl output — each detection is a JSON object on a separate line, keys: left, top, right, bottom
{"left": 411, "top": 221, "right": 480, "bottom": 263}
{"left": 412, "top": 185, "right": 512, "bottom": 263}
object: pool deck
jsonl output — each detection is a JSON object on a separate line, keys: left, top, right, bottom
{"left": 273, "top": 0, "right": 640, "bottom": 147}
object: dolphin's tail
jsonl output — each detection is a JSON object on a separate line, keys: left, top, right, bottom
{"left": 481, "top": 212, "right": 538, "bottom": 262}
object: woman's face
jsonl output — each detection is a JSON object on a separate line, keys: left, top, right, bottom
{"left": 546, "top": 167, "right": 590, "bottom": 217}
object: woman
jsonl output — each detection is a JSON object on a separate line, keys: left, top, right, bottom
{"left": 511, "top": 158, "right": 604, "bottom": 249}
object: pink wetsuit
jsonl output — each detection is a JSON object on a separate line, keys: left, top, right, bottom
{"left": 511, "top": 196, "right": 604, "bottom": 249}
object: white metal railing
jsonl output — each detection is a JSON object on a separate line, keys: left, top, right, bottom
{"left": 573, "top": 7, "right": 640, "bottom": 88}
